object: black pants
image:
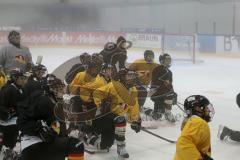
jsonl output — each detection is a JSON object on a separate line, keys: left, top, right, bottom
{"left": 92, "top": 113, "right": 116, "bottom": 149}
{"left": 20, "top": 137, "right": 84, "bottom": 160}
{"left": 151, "top": 95, "right": 172, "bottom": 114}
{"left": 0, "top": 124, "right": 18, "bottom": 149}
{"left": 135, "top": 84, "right": 148, "bottom": 109}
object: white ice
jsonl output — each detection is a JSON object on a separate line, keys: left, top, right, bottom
{"left": 30, "top": 47, "right": 240, "bottom": 160}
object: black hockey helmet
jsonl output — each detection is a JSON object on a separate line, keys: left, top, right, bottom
{"left": 118, "top": 68, "right": 137, "bottom": 88}
{"left": 144, "top": 50, "right": 155, "bottom": 63}
{"left": 184, "top": 95, "right": 214, "bottom": 122}
{"left": 144, "top": 50, "right": 154, "bottom": 58}
{"left": 10, "top": 68, "right": 27, "bottom": 82}
{"left": 91, "top": 53, "right": 103, "bottom": 65}
{"left": 32, "top": 64, "right": 47, "bottom": 72}
{"left": 159, "top": 53, "right": 172, "bottom": 68}
{"left": 45, "top": 74, "right": 65, "bottom": 99}
{"left": 236, "top": 93, "right": 240, "bottom": 108}
{"left": 117, "top": 36, "right": 126, "bottom": 44}
{"left": 103, "top": 42, "right": 117, "bottom": 53}
{"left": 116, "top": 36, "right": 132, "bottom": 50}
{"left": 79, "top": 52, "right": 91, "bottom": 65}
{"left": 32, "top": 64, "right": 47, "bottom": 78}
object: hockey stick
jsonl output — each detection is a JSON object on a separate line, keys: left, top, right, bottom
{"left": 141, "top": 127, "right": 176, "bottom": 144}
{"left": 176, "top": 102, "right": 185, "bottom": 113}
{"left": 36, "top": 55, "right": 43, "bottom": 65}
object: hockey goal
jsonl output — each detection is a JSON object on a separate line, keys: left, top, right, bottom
{"left": 160, "top": 34, "right": 197, "bottom": 64}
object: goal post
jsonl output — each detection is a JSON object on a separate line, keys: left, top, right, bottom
{"left": 161, "top": 34, "right": 197, "bottom": 64}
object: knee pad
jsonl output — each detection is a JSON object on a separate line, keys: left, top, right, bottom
{"left": 114, "top": 116, "right": 126, "bottom": 144}
{"left": 114, "top": 116, "right": 126, "bottom": 126}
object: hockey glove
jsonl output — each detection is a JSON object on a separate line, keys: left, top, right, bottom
{"left": 131, "top": 120, "right": 141, "bottom": 133}
{"left": 202, "top": 154, "right": 214, "bottom": 160}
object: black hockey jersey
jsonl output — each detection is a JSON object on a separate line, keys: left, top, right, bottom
{"left": 151, "top": 65, "right": 173, "bottom": 97}
{"left": 17, "top": 90, "right": 56, "bottom": 136}
{"left": 0, "top": 81, "right": 26, "bottom": 120}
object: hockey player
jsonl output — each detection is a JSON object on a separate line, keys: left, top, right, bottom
{"left": 218, "top": 126, "right": 240, "bottom": 142}
{"left": 0, "top": 68, "right": 27, "bottom": 150}
{"left": 91, "top": 68, "right": 141, "bottom": 159}
{"left": 66, "top": 60, "right": 108, "bottom": 138}
{"left": 218, "top": 93, "right": 240, "bottom": 142}
{"left": 150, "top": 53, "right": 177, "bottom": 122}
{"left": 0, "top": 65, "right": 7, "bottom": 90}
{"left": 65, "top": 52, "right": 91, "bottom": 85}
{"left": 0, "top": 31, "right": 33, "bottom": 74}
{"left": 174, "top": 95, "right": 215, "bottom": 160}
{"left": 17, "top": 75, "right": 84, "bottom": 160}
{"left": 129, "top": 50, "right": 158, "bottom": 108}
{"left": 23, "top": 64, "right": 47, "bottom": 96}
{"left": 100, "top": 36, "right": 132, "bottom": 71}
{"left": 69, "top": 60, "right": 107, "bottom": 99}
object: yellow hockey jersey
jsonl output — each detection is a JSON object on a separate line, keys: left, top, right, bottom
{"left": 69, "top": 71, "right": 107, "bottom": 102}
{"left": 174, "top": 116, "right": 211, "bottom": 160}
{"left": 93, "top": 80, "right": 140, "bottom": 122}
{"left": 0, "top": 75, "right": 7, "bottom": 90}
{"left": 129, "top": 59, "right": 158, "bottom": 85}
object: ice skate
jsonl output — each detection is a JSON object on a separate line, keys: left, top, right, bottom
{"left": 117, "top": 144, "right": 129, "bottom": 159}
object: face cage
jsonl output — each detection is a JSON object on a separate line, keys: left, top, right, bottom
{"left": 205, "top": 103, "right": 215, "bottom": 121}
{"left": 145, "top": 54, "right": 154, "bottom": 63}
{"left": 163, "top": 58, "right": 172, "bottom": 67}
{"left": 123, "top": 73, "right": 137, "bottom": 87}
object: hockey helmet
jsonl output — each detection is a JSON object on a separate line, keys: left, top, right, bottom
{"left": 10, "top": 68, "right": 27, "bottom": 82}
{"left": 118, "top": 68, "right": 137, "bottom": 88}
{"left": 159, "top": 53, "right": 172, "bottom": 68}
{"left": 144, "top": 50, "right": 155, "bottom": 63}
{"left": 236, "top": 93, "right": 240, "bottom": 108}
{"left": 184, "top": 95, "right": 214, "bottom": 122}
{"left": 79, "top": 52, "right": 91, "bottom": 65}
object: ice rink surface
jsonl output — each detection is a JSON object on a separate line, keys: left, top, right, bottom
{"left": 31, "top": 47, "right": 240, "bottom": 160}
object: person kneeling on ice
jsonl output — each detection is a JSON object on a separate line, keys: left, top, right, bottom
{"left": 0, "top": 68, "right": 27, "bottom": 159}
{"left": 173, "top": 95, "right": 215, "bottom": 160}
{"left": 88, "top": 68, "right": 141, "bottom": 159}
{"left": 218, "top": 93, "right": 240, "bottom": 142}
{"left": 128, "top": 50, "right": 158, "bottom": 110}
{"left": 147, "top": 53, "right": 177, "bottom": 122}
{"left": 65, "top": 52, "right": 91, "bottom": 85}
{"left": 17, "top": 75, "right": 84, "bottom": 160}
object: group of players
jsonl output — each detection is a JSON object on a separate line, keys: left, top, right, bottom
{"left": 0, "top": 31, "right": 179, "bottom": 159}
{"left": 0, "top": 30, "right": 236, "bottom": 160}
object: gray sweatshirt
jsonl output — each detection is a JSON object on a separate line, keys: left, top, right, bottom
{"left": 0, "top": 44, "right": 33, "bottom": 74}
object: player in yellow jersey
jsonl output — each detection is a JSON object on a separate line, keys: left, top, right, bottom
{"left": 129, "top": 50, "right": 158, "bottom": 109}
{"left": 89, "top": 68, "right": 141, "bottom": 159}
{"left": 174, "top": 95, "right": 215, "bottom": 160}
{"left": 66, "top": 54, "right": 106, "bottom": 138}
